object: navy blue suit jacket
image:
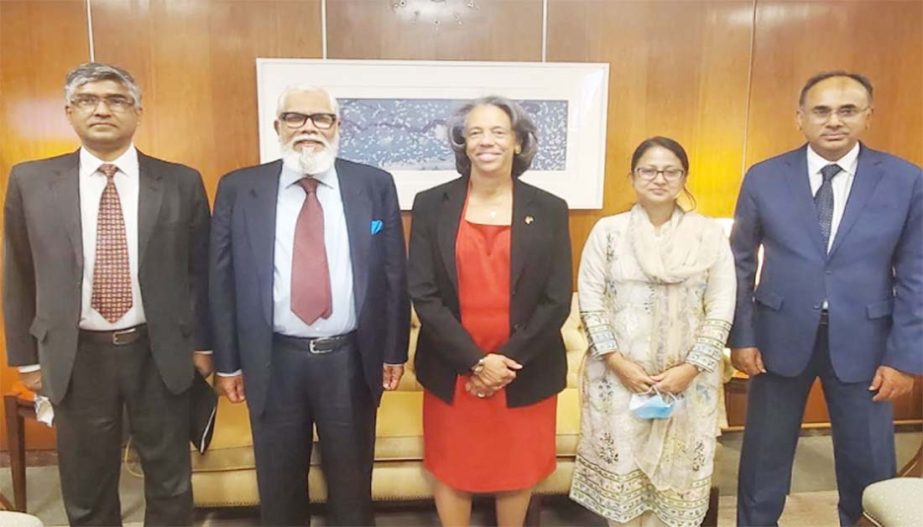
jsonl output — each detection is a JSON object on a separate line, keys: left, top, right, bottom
{"left": 729, "top": 144, "right": 923, "bottom": 381}
{"left": 209, "top": 158, "right": 410, "bottom": 416}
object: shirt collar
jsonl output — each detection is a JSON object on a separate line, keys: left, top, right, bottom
{"left": 806, "top": 142, "right": 860, "bottom": 176}
{"left": 280, "top": 160, "right": 339, "bottom": 191}
{"left": 79, "top": 144, "right": 139, "bottom": 178}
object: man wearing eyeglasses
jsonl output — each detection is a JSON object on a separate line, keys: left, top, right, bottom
{"left": 210, "top": 85, "right": 410, "bottom": 526}
{"left": 3, "top": 63, "right": 211, "bottom": 525}
{"left": 730, "top": 71, "right": 922, "bottom": 526}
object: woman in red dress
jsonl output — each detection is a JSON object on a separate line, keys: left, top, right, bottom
{"left": 408, "top": 96, "right": 572, "bottom": 526}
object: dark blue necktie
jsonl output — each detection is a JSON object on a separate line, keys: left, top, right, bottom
{"left": 815, "top": 164, "right": 842, "bottom": 248}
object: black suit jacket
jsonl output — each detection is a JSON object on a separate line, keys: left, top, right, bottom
{"left": 408, "top": 176, "right": 572, "bottom": 407}
{"left": 209, "top": 158, "right": 410, "bottom": 417}
{"left": 3, "top": 150, "right": 212, "bottom": 404}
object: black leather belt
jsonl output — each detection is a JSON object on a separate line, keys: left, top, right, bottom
{"left": 80, "top": 324, "right": 148, "bottom": 346}
{"left": 273, "top": 332, "right": 356, "bottom": 354}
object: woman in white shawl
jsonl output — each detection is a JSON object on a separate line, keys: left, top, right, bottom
{"left": 570, "top": 137, "right": 736, "bottom": 527}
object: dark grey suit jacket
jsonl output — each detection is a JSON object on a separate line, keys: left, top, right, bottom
{"left": 3, "top": 150, "right": 212, "bottom": 404}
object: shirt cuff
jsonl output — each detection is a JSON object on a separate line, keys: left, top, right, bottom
{"left": 18, "top": 364, "right": 41, "bottom": 373}
{"left": 216, "top": 370, "right": 242, "bottom": 377}
{"left": 383, "top": 363, "right": 404, "bottom": 366}
{"left": 194, "top": 350, "right": 213, "bottom": 355}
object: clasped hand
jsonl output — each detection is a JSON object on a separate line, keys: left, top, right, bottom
{"left": 464, "top": 353, "right": 522, "bottom": 399}
{"left": 605, "top": 353, "right": 699, "bottom": 395}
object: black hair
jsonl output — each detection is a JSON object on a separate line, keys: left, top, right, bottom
{"left": 799, "top": 71, "right": 874, "bottom": 106}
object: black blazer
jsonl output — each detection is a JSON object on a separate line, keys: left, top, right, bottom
{"left": 408, "top": 176, "right": 572, "bottom": 407}
{"left": 3, "top": 151, "right": 211, "bottom": 404}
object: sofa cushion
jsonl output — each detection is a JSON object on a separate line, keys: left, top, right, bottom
{"left": 862, "top": 477, "right": 923, "bottom": 527}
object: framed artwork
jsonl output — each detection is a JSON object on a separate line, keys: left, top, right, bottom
{"left": 257, "top": 59, "right": 609, "bottom": 209}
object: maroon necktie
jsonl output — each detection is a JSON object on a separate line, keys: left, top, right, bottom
{"left": 90, "top": 163, "right": 133, "bottom": 322}
{"left": 291, "top": 177, "right": 332, "bottom": 324}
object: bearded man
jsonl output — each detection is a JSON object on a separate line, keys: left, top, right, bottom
{"left": 209, "top": 85, "right": 410, "bottom": 526}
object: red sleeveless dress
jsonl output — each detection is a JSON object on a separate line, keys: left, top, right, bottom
{"left": 422, "top": 214, "right": 557, "bottom": 492}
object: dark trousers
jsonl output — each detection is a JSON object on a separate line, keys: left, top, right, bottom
{"left": 53, "top": 334, "right": 192, "bottom": 526}
{"left": 250, "top": 338, "right": 376, "bottom": 526}
{"left": 737, "top": 321, "right": 896, "bottom": 526}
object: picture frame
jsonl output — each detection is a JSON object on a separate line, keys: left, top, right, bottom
{"left": 257, "top": 59, "right": 609, "bottom": 209}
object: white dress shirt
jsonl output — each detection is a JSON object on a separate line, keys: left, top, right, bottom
{"left": 807, "top": 143, "right": 859, "bottom": 252}
{"left": 78, "top": 146, "right": 147, "bottom": 329}
{"left": 807, "top": 142, "right": 859, "bottom": 310}
{"left": 273, "top": 163, "right": 357, "bottom": 337}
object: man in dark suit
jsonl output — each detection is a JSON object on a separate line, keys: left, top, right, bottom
{"left": 730, "top": 71, "right": 922, "bottom": 526}
{"left": 3, "top": 63, "right": 212, "bottom": 526}
{"left": 210, "top": 85, "right": 410, "bottom": 526}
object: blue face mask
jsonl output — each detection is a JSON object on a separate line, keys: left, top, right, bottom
{"left": 629, "top": 388, "right": 682, "bottom": 420}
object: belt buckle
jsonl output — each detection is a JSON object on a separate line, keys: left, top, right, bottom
{"left": 112, "top": 327, "right": 136, "bottom": 345}
{"left": 308, "top": 338, "right": 319, "bottom": 354}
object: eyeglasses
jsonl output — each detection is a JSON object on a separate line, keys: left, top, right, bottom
{"left": 69, "top": 94, "right": 135, "bottom": 112}
{"left": 278, "top": 112, "right": 337, "bottom": 130}
{"left": 805, "top": 105, "right": 869, "bottom": 122}
{"left": 634, "top": 167, "right": 686, "bottom": 182}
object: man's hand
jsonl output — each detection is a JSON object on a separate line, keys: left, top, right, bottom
{"left": 216, "top": 374, "right": 246, "bottom": 403}
{"left": 604, "top": 353, "right": 655, "bottom": 393}
{"left": 193, "top": 352, "right": 214, "bottom": 377}
{"left": 382, "top": 364, "right": 404, "bottom": 391}
{"left": 869, "top": 365, "right": 916, "bottom": 402}
{"left": 651, "top": 363, "right": 699, "bottom": 395}
{"left": 731, "top": 347, "right": 767, "bottom": 376}
{"left": 475, "top": 353, "right": 521, "bottom": 390}
{"left": 19, "top": 370, "right": 42, "bottom": 393}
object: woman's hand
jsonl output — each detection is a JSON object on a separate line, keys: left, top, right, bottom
{"left": 465, "top": 375, "right": 498, "bottom": 399}
{"left": 651, "top": 363, "right": 699, "bottom": 395}
{"left": 474, "top": 353, "right": 521, "bottom": 391}
{"left": 605, "top": 353, "right": 656, "bottom": 393}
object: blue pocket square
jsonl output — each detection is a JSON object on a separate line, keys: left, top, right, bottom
{"left": 371, "top": 220, "right": 383, "bottom": 235}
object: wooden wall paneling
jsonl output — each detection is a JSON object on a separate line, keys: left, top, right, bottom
{"left": 90, "top": 0, "right": 324, "bottom": 197}
{"left": 327, "top": 0, "right": 544, "bottom": 238}
{"left": 548, "top": 0, "right": 755, "bottom": 278}
{"left": 0, "top": 0, "right": 90, "bottom": 450}
{"left": 327, "top": 0, "right": 544, "bottom": 61}
{"left": 745, "top": 0, "right": 923, "bottom": 168}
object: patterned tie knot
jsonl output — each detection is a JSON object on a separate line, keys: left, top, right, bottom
{"left": 98, "top": 163, "right": 119, "bottom": 179}
{"left": 298, "top": 177, "right": 319, "bottom": 194}
{"left": 820, "top": 164, "right": 842, "bottom": 183}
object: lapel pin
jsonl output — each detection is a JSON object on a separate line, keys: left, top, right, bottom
{"left": 525, "top": 216, "right": 534, "bottom": 225}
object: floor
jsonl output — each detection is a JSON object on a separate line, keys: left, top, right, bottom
{"left": 1, "top": 430, "right": 919, "bottom": 526}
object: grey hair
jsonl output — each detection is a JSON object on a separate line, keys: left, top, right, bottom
{"left": 64, "top": 63, "right": 142, "bottom": 109}
{"left": 276, "top": 84, "right": 340, "bottom": 117}
{"left": 448, "top": 95, "right": 538, "bottom": 178}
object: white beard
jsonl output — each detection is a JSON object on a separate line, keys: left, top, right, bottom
{"left": 280, "top": 133, "right": 339, "bottom": 175}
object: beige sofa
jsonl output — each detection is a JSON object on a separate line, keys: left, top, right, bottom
{"left": 189, "top": 295, "right": 588, "bottom": 507}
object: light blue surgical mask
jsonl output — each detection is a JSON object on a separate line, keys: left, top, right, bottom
{"left": 629, "top": 388, "right": 682, "bottom": 420}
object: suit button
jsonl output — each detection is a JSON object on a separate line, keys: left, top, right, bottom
{"left": 513, "top": 323, "right": 523, "bottom": 331}
{"left": 825, "top": 270, "right": 832, "bottom": 275}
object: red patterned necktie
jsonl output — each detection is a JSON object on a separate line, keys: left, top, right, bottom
{"left": 291, "top": 177, "right": 332, "bottom": 324}
{"left": 90, "top": 163, "right": 133, "bottom": 323}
